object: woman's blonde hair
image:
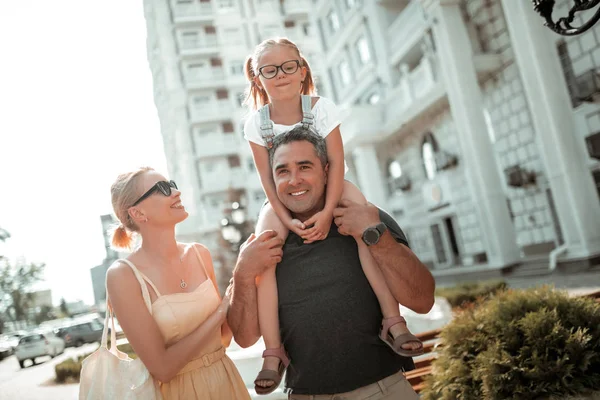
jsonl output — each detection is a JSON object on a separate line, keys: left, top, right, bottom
{"left": 109, "top": 166, "right": 154, "bottom": 250}
{"left": 243, "top": 37, "right": 316, "bottom": 111}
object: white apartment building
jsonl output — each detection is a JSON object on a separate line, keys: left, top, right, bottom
{"left": 142, "top": 0, "right": 321, "bottom": 248}
{"left": 312, "top": 0, "right": 600, "bottom": 284}
{"left": 144, "top": 0, "right": 600, "bottom": 284}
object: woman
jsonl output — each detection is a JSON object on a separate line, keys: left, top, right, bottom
{"left": 106, "top": 166, "right": 250, "bottom": 399}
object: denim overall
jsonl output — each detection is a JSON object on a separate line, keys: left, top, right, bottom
{"left": 258, "top": 94, "right": 314, "bottom": 148}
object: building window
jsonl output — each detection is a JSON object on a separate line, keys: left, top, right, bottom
{"left": 421, "top": 132, "right": 439, "bottom": 180}
{"left": 193, "top": 95, "right": 211, "bottom": 109}
{"left": 345, "top": 0, "right": 356, "bottom": 9}
{"left": 356, "top": 36, "right": 371, "bottom": 65}
{"left": 216, "top": 0, "right": 235, "bottom": 10}
{"left": 327, "top": 10, "right": 340, "bottom": 33}
{"left": 339, "top": 60, "right": 351, "bottom": 87}
{"left": 367, "top": 92, "right": 380, "bottom": 104}
{"left": 210, "top": 57, "right": 223, "bottom": 67}
{"left": 388, "top": 160, "right": 402, "bottom": 179}
{"left": 181, "top": 31, "right": 199, "bottom": 49}
{"left": 222, "top": 122, "right": 234, "bottom": 133}
{"left": 302, "top": 22, "right": 310, "bottom": 36}
{"left": 205, "top": 26, "right": 216, "bottom": 34}
{"left": 216, "top": 89, "right": 229, "bottom": 99}
{"left": 284, "top": 20, "right": 295, "bottom": 28}
{"left": 222, "top": 27, "right": 242, "bottom": 45}
{"left": 228, "top": 155, "right": 241, "bottom": 168}
{"left": 230, "top": 61, "right": 244, "bottom": 76}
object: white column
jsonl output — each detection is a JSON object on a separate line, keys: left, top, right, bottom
{"left": 501, "top": 0, "right": 600, "bottom": 258}
{"left": 421, "top": 0, "right": 520, "bottom": 266}
{"left": 352, "top": 145, "right": 388, "bottom": 210}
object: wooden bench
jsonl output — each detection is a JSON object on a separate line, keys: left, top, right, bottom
{"left": 407, "top": 289, "right": 600, "bottom": 393}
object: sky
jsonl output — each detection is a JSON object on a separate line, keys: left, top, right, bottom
{"left": 0, "top": 1, "right": 169, "bottom": 305}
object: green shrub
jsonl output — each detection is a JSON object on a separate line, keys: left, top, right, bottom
{"left": 421, "top": 287, "right": 600, "bottom": 400}
{"left": 55, "top": 358, "right": 81, "bottom": 383}
{"left": 435, "top": 280, "right": 507, "bottom": 309}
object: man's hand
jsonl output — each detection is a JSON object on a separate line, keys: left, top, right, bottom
{"left": 301, "top": 210, "right": 333, "bottom": 244}
{"left": 333, "top": 199, "right": 381, "bottom": 241}
{"left": 235, "top": 230, "right": 284, "bottom": 283}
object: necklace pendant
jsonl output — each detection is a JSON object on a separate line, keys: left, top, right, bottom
{"left": 180, "top": 279, "right": 187, "bottom": 289}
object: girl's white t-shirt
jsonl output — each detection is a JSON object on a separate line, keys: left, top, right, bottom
{"left": 243, "top": 96, "right": 341, "bottom": 147}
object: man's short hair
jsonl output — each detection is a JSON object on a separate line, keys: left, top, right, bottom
{"left": 268, "top": 126, "right": 328, "bottom": 169}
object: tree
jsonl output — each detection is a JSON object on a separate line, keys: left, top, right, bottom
{"left": 59, "top": 297, "right": 71, "bottom": 318}
{"left": 34, "top": 304, "right": 56, "bottom": 325}
{"left": 0, "top": 257, "right": 45, "bottom": 323}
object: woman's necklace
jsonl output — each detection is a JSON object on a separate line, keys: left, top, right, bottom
{"left": 173, "top": 253, "right": 188, "bottom": 290}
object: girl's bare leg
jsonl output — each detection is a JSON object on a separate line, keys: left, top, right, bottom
{"left": 342, "top": 181, "right": 421, "bottom": 351}
{"left": 255, "top": 203, "right": 287, "bottom": 387}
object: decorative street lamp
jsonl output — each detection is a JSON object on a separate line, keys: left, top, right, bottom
{"left": 532, "top": 0, "right": 600, "bottom": 36}
{"left": 220, "top": 202, "right": 247, "bottom": 251}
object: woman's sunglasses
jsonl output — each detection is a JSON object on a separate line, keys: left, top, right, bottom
{"left": 131, "top": 180, "right": 178, "bottom": 207}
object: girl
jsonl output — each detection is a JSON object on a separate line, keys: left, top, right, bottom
{"left": 106, "top": 167, "right": 250, "bottom": 399}
{"left": 243, "top": 38, "right": 424, "bottom": 395}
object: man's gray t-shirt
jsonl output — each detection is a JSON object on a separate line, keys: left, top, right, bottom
{"left": 276, "top": 209, "right": 416, "bottom": 395}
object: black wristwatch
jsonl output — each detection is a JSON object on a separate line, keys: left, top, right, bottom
{"left": 361, "top": 222, "right": 387, "bottom": 246}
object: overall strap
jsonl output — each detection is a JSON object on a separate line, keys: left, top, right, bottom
{"left": 117, "top": 259, "right": 156, "bottom": 314}
{"left": 301, "top": 95, "right": 314, "bottom": 128}
{"left": 258, "top": 104, "right": 275, "bottom": 149}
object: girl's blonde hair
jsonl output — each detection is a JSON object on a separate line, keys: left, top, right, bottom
{"left": 109, "top": 166, "right": 154, "bottom": 250}
{"left": 243, "top": 37, "right": 316, "bottom": 111}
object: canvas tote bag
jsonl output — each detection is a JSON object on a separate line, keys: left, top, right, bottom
{"left": 79, "top": 260, "right": 162, "bottom": 400}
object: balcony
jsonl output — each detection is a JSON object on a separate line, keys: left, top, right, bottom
{"left": 189, "top": 99, "right": 233, "bottom": 124}
{"left": 172, "top": 2, "right": 215, "bottom": 24}
{"left": 282, "top": 0, "right": 311, "bottom": 16}
{"left": 201, "top": 167, "right": 246, "bottom": 194}
{"left": 387, "top": 1, "right": 428, "bottom": 66}
{"left": 186, "top": 68, "right": 226, "bottom": 89}
{"left": 193, "top": 132, "right": 241, "bottom": 159}
{"left": 179, "top": 35, "right": 219, "bottom": 57}
{"left": 340, "top": 104, "right": 385, "bottom": 147}
{"left": 383, "top": 55, "right": 445, "bottom": 131}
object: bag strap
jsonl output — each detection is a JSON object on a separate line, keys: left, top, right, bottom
{"left": 301, "top": 95, "right": 314, "bottom": 128}
{"left": 118, "top": 258, "right": 156, "bottom": 312}
{"left": 258, "top": 104, "right": 275, "bottom": 149}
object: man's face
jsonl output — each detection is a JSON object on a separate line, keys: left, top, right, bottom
{"left": 272, "top": 140, "right": 328, "bottom": 217}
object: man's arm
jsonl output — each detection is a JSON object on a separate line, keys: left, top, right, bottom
{"left": 227, "top": 230, "right": 283, "bottom": 348}
{"left": 333, "top": 200, "right": 435, "bottom": 314}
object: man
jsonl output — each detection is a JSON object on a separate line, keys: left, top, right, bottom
{"left": 228, "top": 126, "right": 435, "bottom": 399}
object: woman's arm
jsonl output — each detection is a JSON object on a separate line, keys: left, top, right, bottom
{"left": 106, "top": 263, "right": 228, "bottom": 383}
{"left": 249, "top": 142, "right": 298, "bottom": 232}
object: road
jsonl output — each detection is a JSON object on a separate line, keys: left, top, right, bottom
{"left": 0, "top": 343, "right": 98, "bottom": 400}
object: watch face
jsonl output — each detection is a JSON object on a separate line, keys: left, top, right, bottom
{"left": 364, "top": 229, "right": 379, "bottom": 245}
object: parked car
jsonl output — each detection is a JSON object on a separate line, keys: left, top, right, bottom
{"left": 55, "top": 319, "right": 103, "bottom": 348}
{"left": 0, "top": 331, "right": 27, "bottom": 360}
{"left": 14, "top": 332, "right": 65, "bottom": 368}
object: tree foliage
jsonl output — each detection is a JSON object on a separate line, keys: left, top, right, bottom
{"left": 0, "top": 257, "right": 45, "bottom": 322}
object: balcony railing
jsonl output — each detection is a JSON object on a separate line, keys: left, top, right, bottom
{"left": 193, "top": 133, "right": 240, "bottom": 158}
{"left": 387, "top": 1, "right": 427, "bottom": 64}
{"left": 172, "top": 2, "right": 214, "bottom": 20}
{"left": 385, "top": 55, "right": 437, "bottom": 122}
{"left": 189, "top": 99, "right": 232, "bottom": 122}
{"left": 180, "top": 35, "right": 218, "bottom": 52}
{"left": 202, "top": 167, "right": 246, "bottom": 193}
{"left": 283, "top": 0, "right": 311, "bottom": 15}
{"left": 186, "top": 68, "right": 226, "bottom": 87}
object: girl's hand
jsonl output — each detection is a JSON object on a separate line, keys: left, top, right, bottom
{"left": 287, "top": 218, "right": 307, "bottom": 238}
{"left": 301, "top": 211, "right": 333, "bottom": 244}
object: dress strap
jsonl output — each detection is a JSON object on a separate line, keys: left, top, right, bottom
{"left": 191, "top": 244, "right": 218, "bottom": 292}
{"left": 258, "top": 104, "right": 275, "bottom": 149}
{"left": 301, "top": 95, "right": 314, "bottom": 128}
{"left": 117, "top": 259, "right": 158, "bottom": 313}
